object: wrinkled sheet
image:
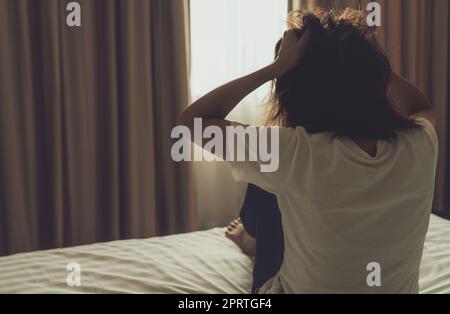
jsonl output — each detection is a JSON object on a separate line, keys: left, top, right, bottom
{"left": 0, "top": 215, "right": 449, "bottom": 294}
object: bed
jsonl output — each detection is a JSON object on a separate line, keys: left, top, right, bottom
{"left": 0, "top": 214, "right": 449, "bottom": 294}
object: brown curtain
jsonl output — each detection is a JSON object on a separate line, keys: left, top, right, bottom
{"left": 0, "top": 0, "right": 195, "bottom": 257}
{"left": 290, "top": 0, "right": 449, "bottom": 214}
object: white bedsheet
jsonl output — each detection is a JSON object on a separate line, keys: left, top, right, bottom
{"left": 0, "top": 214, "right": 449, "bottom": 294}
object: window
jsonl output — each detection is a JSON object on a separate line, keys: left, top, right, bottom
{"left": 190, "top": 0, "right": 289, "bottom": 229}
{"left": 190, "top": 0, "right": 288, "bottom": 124}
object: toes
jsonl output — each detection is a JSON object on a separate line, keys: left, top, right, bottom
{"left": 226, "top": 218, "right": 243, "bottom": 235}
{"left": 229, "top": 219, "right": 240, "bottom": 227}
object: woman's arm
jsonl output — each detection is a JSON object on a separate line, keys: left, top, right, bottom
{"left": 178, "top": 64, "right": 276, "bottom": 130}
{"left": 178, "top": 29, "right": 311, "bottom": 131}
{"left": 388, "top": 72, "right": 435, "bottom": 126}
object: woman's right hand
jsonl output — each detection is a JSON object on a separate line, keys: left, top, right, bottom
{"left": 271, "top": 28, "right": 312, "bottom": 78}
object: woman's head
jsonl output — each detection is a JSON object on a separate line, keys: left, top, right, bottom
{"left": 267, "top": 8, "right": 419, "bottom": 140}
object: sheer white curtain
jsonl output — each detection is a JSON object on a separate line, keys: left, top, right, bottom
{"left": 190, "top": 0, "right": 288, "bottom": 229}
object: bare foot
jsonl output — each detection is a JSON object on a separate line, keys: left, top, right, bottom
{"left": 225, "top": 218, "right": 256, "bottom": 257}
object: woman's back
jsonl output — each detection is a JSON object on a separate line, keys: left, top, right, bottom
{"left": 179, "top": 5, "right": 438, "bottom": 295}
{"left": 229, "top": 118, "right": 438, "bottom": 293}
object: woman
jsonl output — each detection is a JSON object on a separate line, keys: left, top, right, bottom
{"left": 179, "top": 8, "right": 438, "bottom": 293}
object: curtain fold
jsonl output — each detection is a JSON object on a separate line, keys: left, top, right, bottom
{"left": 290, "top": 0, "right": 449, "bottom": 213}
{"left": 0, "top": 0, "right": 195, "bottom": 256}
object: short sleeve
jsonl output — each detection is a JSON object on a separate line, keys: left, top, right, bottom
{"left": 414, "top": 117, "right": 439, "bottom": 152}
{"left": 226, "top": 122, "right": 300, "bottom": 195}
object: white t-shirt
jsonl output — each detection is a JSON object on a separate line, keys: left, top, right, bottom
{"left": 228, "top": 118, "right": 438, "bottom": 294}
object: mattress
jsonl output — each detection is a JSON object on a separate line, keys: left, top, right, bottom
{"left": 0, "top": 214, "right": 449, "bottom": 294}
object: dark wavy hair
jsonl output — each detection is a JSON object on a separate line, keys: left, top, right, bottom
{"left": 267, "top": 8, "right": 420, "bottom": 140}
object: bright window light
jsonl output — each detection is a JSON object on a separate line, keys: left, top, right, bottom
{"left": 190, "top": 0, "right": 288, "bottom": 124}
